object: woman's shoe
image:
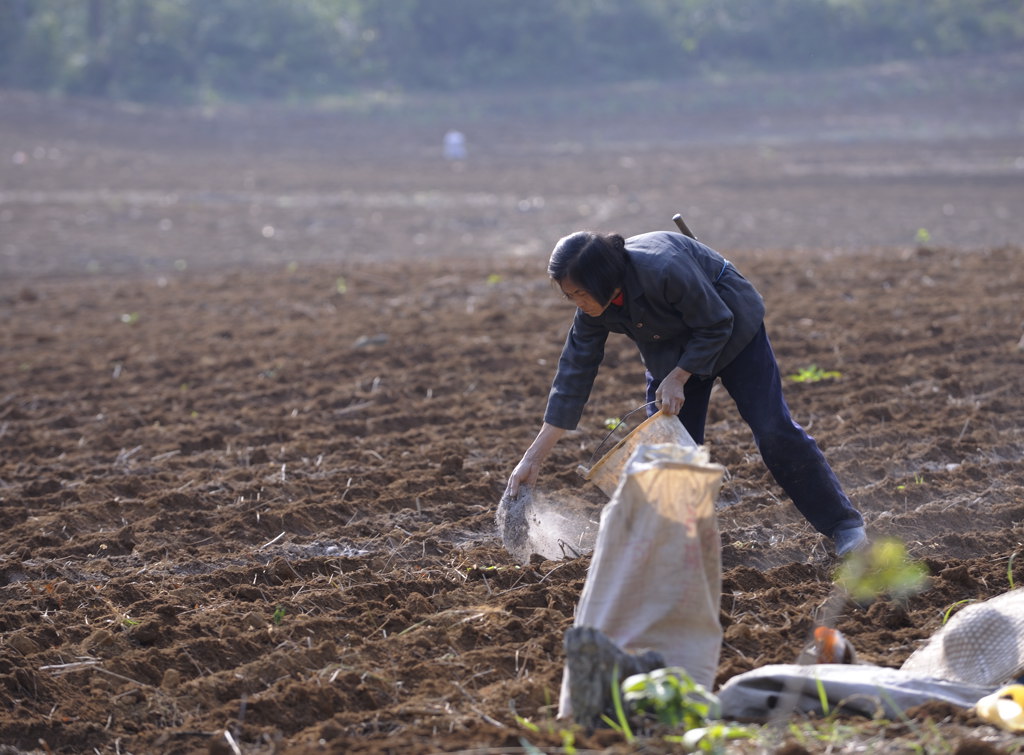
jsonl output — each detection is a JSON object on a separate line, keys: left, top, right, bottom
{"left": 834, "top": 525, "right": 868, "bottom": 557}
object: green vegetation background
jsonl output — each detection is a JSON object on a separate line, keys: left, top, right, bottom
{"left": 2, "top": 0, "right": 1022, "bottom": 103}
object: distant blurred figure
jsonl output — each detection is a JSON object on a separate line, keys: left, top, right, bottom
{"left": 443, "top": 130, "right": 467, "bottom": 161}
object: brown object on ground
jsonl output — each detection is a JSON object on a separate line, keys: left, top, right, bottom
{"left": 1, "top": 57, "right": 1023, "bottom": 753}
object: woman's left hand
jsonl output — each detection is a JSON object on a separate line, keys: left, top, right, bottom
{"left": 655, "top": 367, "right": 691, "bottom": 415}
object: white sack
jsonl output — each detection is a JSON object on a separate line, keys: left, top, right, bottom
{"left": 559, "top": 443, "right": 725, "bottom": 718}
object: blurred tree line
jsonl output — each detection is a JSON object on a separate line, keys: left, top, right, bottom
{"left": 1, "top": 0, "right": 1021, "bottom": 102}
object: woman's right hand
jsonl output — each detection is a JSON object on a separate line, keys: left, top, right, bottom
{"left": 505, "top": 423, "right": 566, "bottom": 498}
{"left": 505, "top": 455, "right": 541, "bottom": 498}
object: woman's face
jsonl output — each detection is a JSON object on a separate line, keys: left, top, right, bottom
{"left": 558, "top": 277, "right": 615, "bottom": 318}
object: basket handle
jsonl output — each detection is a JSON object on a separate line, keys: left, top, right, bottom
{"left": 583, "top": 401, "right": 658, "bottom": 470}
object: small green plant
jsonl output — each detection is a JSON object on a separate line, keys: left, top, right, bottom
{"left": 466, "top": 563, "right": 520, "bottom": 576}
{"left": 665, "top": 722, "right": 754, "bottom": 752}
{"left": 335, "top": 276, "right": 348, "bottom": 294}
{"left": 787, "top": 365, "right": 842, "bottom": 383}
{"left": 486, "top": 273, "right": 503, "bottom": 285}
{"left": 942, "top": 598, "right": 974, "bottom": 625}
{"left": 815, "top": 675, "right": 830, "bottom": 716}
{"left": 515, "top": 716, "right": 539, "bottom": 733}
{"left": 119, "top": 312, "right": 140, "bottom": 325}
{"left": 1009, "top": 551, "right": 1019, "bottom": 590}
{"left": 915, "top": 227, "right": 932, "bottom": 245}
{"left": 603, "top": 416, "right": 623, "bottom": 431}
{"left": 272, "top": 606, "right": 286, "bottom": 625}
{"left": 514, "top": 716, "right": 577, "bottom": 755}
{"left": 622, "top": 666, "right": 720, "bottom": 728}
{"left": 602, "top": 664, "right": 635, "bottom": 743}
{"left": 836, "top": 538, "right": 928, "bottom": 603}
{"left": 896, "top": 473, "right": 925, "bottom": 492}
{"left": 621, "top": 667, "right": 752, "bottom": 752}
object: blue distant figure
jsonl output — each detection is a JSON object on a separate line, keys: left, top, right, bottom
{"left": 443, "top": 130, "right": 467, "bottom": 161}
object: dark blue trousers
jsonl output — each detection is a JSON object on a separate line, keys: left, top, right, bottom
{"left": 646, "top": 325, "right": 863, "bottom": 538}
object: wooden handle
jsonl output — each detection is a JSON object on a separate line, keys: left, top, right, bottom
{"left": 672, "top": 213, "right": 697, "bottom": 240}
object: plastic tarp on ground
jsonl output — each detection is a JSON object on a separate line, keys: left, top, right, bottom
{"left": 719, "top": 589, "right": 1024, "bottom": 721}
{"left": 717, "top": 663, "right": 994, "bottom": 721}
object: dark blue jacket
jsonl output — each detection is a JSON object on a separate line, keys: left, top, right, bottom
{"left": 544, "top": 231, "right": 766, "bottom": 429}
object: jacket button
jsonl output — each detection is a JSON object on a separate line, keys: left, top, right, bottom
{"left": 635, "top": 323, "right": 643, "bottom": 328}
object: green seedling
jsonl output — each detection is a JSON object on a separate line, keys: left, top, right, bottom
{"left": 622, "top": 666, "right": 720, "bottom": 729}
{"left": 466, "top": 564, "right": 519, "bottom": 576}
{"left": 942, "top": 599, "right": 974, "bottom": 625}
{"left": 896, "top": 473, "right": 925, "bottom": 492}
{"left": 665, "top": 723, "right": 754, "bottom": 753}
{"left": 1009, "top": 551, "right": 1019, "bottom": 590}
{"left": 602, "top": 664, "right": 635, "bottom": 743}
{"left": 787, "top": 365, "right": 841, "bottom": 383}
{"left": 915, "top": 228, "right": 932, "bottom": 245}
{"left": 120, "top": 312, "right": 140, "bottom": 325}
{"left": 603, "top": 417, "right": 623, "bottom": 431}
{"left": 335, "top": 276, "right": 348, "bottom": 294}
{"left": 486, "top": 273, "right": 502, "bottom": 285}
{"left": 816, "top": 675, "right": 830, "bottom": 716}
{"left": 514, "top": 716, "right": 577, "bottom": 755}
{"left": 836, "top": 538, "right": 928, "bottom": 603}
{"left": 621, "top": 667, "right": 752, "bottom": 752}
{"left": 272, "top": 606, "right": 286, "bottom": 625}
{"left": 515, "top": 716, "right": 540, "bottom": 733}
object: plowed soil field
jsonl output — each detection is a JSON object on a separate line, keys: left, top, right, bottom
{"left": 1, "top": 57, "right": 1023, "bottom": 753}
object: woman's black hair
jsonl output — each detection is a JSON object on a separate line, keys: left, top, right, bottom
{"left": 547, "top": 231, "right": 627, "bottom": 304}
